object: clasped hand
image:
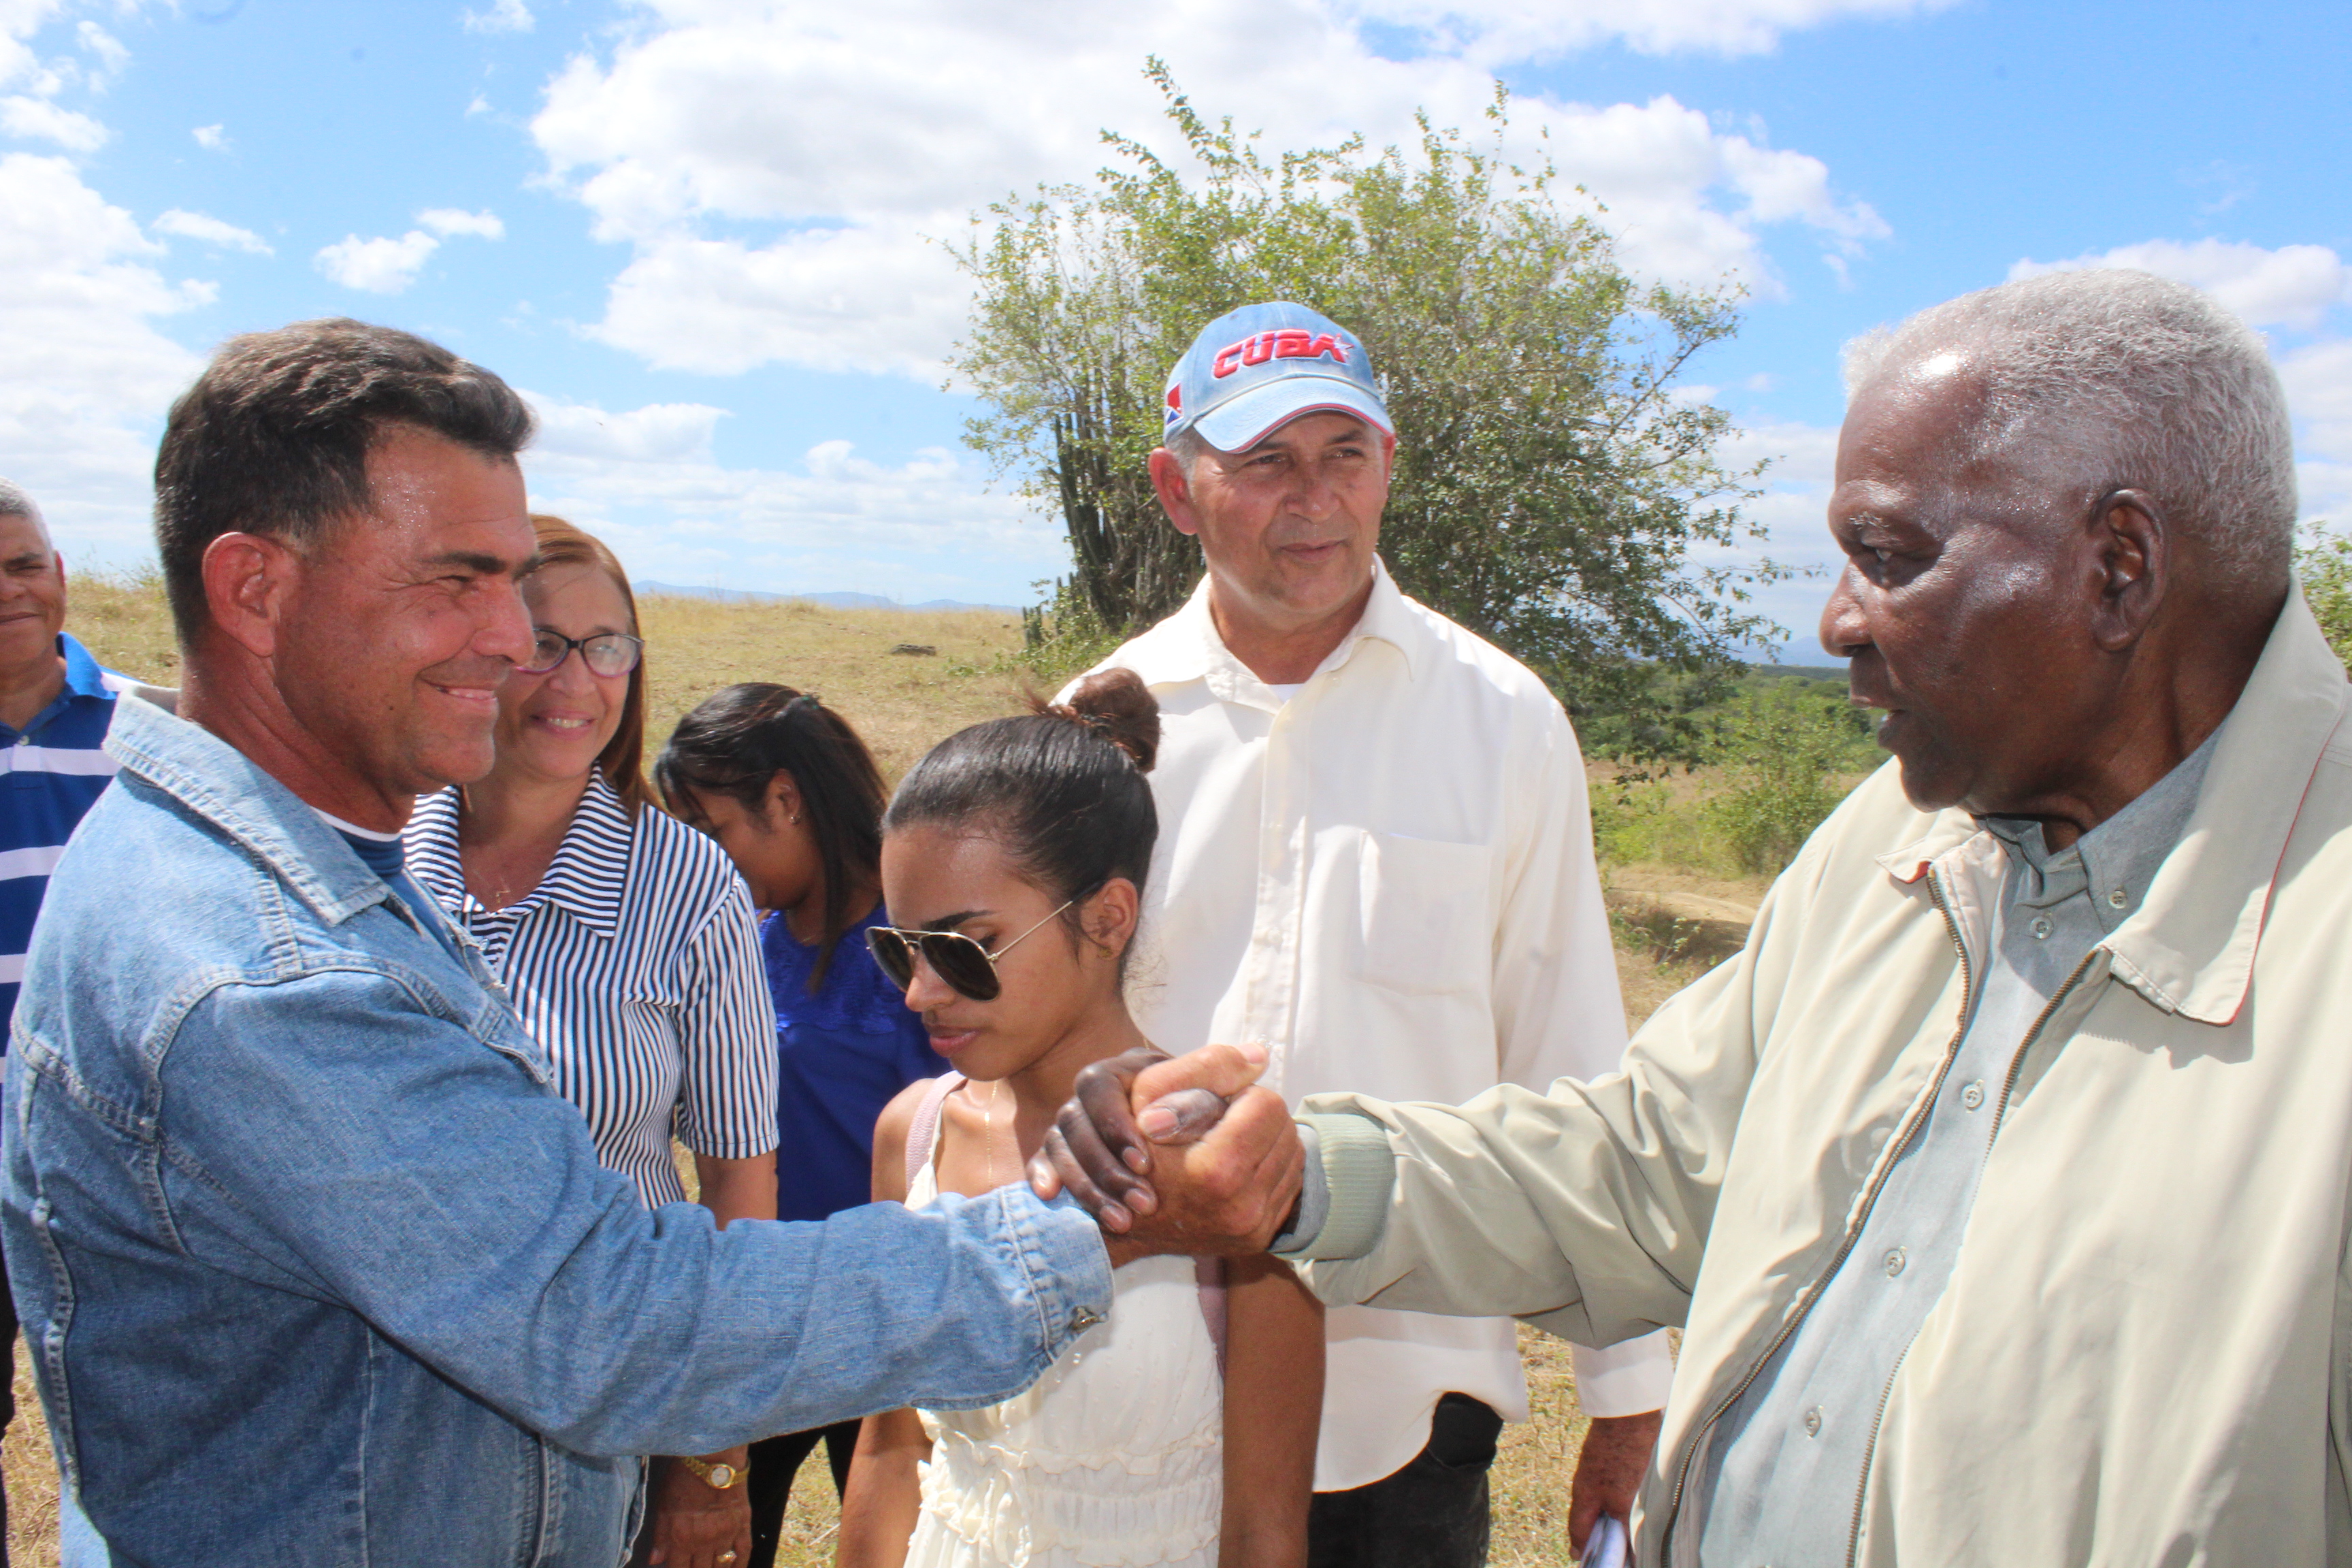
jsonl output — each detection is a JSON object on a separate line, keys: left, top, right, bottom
{"left": 1026, "top": 1042, "right": 1305, "bottom": 1260}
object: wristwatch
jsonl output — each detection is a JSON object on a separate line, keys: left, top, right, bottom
{"left": 676, "top": 1454, "right": 745, "bottom": 1489}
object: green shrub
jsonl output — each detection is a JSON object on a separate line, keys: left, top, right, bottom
{"left": 1705, "top": 681, "right": 1877, "bottom": 875}
{"left": 2300, "top": 523, "right": 2352, "bottom": 668}
{"left": 1590, "top": 773, "right": 1735, "bottom": 876}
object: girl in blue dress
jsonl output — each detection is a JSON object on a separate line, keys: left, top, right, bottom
{"left": 659, "top": 685, "right": 948, "bottom": 1568}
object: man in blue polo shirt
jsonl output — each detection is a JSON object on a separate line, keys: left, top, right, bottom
{"left": 0, "top": 476, "right": 131, "bottom": 1565}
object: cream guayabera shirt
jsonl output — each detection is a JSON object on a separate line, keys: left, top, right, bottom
{"left": 1088, "top": 561, "right": 1673, "bottom": 1492}
{"left": 1289, "top": 587, "right": 2352, "bottom": 1563}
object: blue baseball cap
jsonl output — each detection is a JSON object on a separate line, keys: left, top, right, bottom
{"left": 1160, "top": 301, "right": 1392, "bottom": 453}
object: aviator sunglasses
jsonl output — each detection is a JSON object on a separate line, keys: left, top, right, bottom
{"left": 865, "top": 901, "right": 1077, "bottom": 1002}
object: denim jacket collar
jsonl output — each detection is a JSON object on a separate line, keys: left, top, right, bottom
{"left": 101, "top": 692, "right": 396, "bottom": 930}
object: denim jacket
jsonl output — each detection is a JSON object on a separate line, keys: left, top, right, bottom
{"left": 1, "top": 695, "right": 1112, "bottom": 1567}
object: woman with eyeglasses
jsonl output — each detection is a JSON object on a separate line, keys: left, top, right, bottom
{"left": 402, "top": 515, "right": 778, "bottom": 1568}
{"left": 654, "top": 685, "right": 947, "bottom": 1568}
{"left": 835, "top": 670, "right": 1324, "bottom": 1568}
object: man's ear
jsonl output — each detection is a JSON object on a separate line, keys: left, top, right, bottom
{"left": 201, "top": 532, "right": 303, "bottom": 661}
{"left": 1148, "top": 449, "right": 1201, "bottom": 538}
{"left": 1083, "top": 876, "right": 1141, "bottom": 959}
{"left": 2087, "top": 489, "right": 2166, "bottom": 653}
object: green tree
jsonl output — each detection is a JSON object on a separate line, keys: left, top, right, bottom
{"left": 949, "top": 65, "right": 1786, "bottom": 753}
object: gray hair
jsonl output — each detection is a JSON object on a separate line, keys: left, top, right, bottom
{"left": 1163, "top": 424, "right": 1210, "bottom": 479}
{"left": 0, "top": 477, "right": 41, "bottom": 523}
{"left": 1842, "top": 269, "right": 2297, "bottom": 593}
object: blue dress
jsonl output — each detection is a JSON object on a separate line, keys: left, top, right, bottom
{"left": 763, "top": 904, "right": 948, "bottom": 1222}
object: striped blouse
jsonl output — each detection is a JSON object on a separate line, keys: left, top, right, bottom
{"left": 404, "top": 770, "right": 778, "bottom": 1207}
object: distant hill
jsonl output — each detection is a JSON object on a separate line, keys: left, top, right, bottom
{"left": 637, "top": 581, "right": 1017, "bottom": 614}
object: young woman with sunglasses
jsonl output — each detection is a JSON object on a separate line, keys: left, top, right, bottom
{"left": 655, "top": 685, "right": 948, "bottom": 1567}
{"left": 402, "top": 516, "right": 779, "bottom": 1568}
{"left": 837, "top": 670, "right": 1324, "bottom": 1568}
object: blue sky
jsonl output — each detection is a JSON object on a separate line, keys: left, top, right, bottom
{"left": 7, "top": 0, "right": 2350, "bottom": 650}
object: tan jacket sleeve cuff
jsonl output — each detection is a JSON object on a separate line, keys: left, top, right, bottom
{"left": 1276, "top": 1111, "right": 1394, "bottom": 1262}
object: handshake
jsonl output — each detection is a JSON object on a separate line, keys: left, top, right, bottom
{"left": 1026, "top": 1042, "right": 1308, "bottom": 1263}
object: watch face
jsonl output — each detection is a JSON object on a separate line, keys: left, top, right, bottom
{"left": 706, "top": 1463, "right": 738, "bottom": 1488}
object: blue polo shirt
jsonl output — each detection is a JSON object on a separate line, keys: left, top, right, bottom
{"left": 0, "top": 633, "right": 131, "bottom": 1039}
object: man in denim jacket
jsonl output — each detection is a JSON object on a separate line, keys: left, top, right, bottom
{"left": 0, "top": 318, "right": 1301, "bottom": 1568}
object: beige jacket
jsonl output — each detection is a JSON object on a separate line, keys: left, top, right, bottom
{"left": 1295, "top": 590, "right": 2352, "bottom": 1564}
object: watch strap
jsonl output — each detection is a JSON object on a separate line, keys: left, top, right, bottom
{"left": 676, "top": 1454, "right": 745, "bottom": 1489}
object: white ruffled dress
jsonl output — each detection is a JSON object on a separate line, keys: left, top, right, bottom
{"left": 904, "top": 1156, "right": 1224, "bottom": 1568}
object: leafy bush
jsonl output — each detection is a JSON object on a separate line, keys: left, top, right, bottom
{"left": 1705, "top": 680, "right": 1878, "bottom": 875}
{"left": 2301, "top": 523, "right": 2352, "bottom": 668}
{"left": 1014, "top": 581, "right": 1128, "bottom": 686}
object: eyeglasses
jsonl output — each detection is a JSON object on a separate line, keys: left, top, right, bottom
{"left": 517, "top": 630, "right": 644, "bottom": 678}
{"left": 865, "top": 902, "right": 1075, "bottom": 1002}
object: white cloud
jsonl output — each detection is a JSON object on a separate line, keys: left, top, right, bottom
{"left": 1, "top": 92, "right": 104, "bottom": 150}
{"left": 595, "top": 227, "right": 972, "bottom": 378}
{"left": 2281, "top": 340, "right": 2352, "bottom": 455}
{"left": 531, "top": 0, "right": 1886, "bottom": 380}
{"left": 517, "top": 396, "right": 1066, "bottom": 601}
{"left": 314, "top": 209, "right": 503, "bottom": 293}
{"left": 152, "top": 207, "right": 272, "bottom": 256}
{"left": 1338, "top": 0, "right": 1952, "bottom": 60}
{"left": 73, "top": 20, "right": 122, "bottom": 80}
{"left": 0, "top": 151, "right": 209, "bottom": 562}
{"left": 2010, "top": 238, "right": 2352, "bottom": 332}
{"left": 315, "top": 229, "right": 441, "bottom": 293}
{"left": 464, "top": 0, "right": 534, "bottom": 34}
{"left": 420, "top": 206, "right": 504, "bottom": 240}
{"left": 2278, "top": 340, "right": 2352, "bottom": 526}
{"left": 191, "top": 121, "right": 226, "bottom": 150}
{"left": 524, "top": 391, "right": 728, "bottom": 464}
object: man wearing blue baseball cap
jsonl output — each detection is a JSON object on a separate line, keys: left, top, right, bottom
{"left": 1075, "top": 303, "right": 1671, "bottom": 1563}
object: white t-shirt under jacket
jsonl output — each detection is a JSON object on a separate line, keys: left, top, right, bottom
{"left": 1090, "top": 561, "right": 1673, "bottom": 1492}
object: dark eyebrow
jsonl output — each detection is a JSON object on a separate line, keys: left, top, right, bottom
{"left": 911, "top": 909, "right": 991, "bottom": 932}
{"left": 425, "top": 549, "right": 543, "bottom": 579}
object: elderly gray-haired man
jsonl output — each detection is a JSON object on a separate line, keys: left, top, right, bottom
{"left": 1036, "top": 268, "right": 2352, "bottom": 1561}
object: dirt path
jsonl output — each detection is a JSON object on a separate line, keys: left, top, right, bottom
{"left": 1605, "top": 868, "right": 1761, "bottom": 925}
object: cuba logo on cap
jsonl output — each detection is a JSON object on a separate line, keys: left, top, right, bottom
{"left": 1210, "top": 329, "right": 1349, "bottom": 379}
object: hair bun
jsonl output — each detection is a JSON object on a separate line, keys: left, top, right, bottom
{"left": 1044, "top": 667, "right": 1160, "bottom": 774}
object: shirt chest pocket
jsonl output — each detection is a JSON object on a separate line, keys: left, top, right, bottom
{"left": 1349, "top": 831, "right": 1493, "bottom": 997}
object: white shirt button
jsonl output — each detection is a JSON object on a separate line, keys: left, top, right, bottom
{"left": 2030, "top": 916, "right": 2053, "bottom": 940}
{"left": 1884, "top": 1246, "right": 1908, "bottom": 1278}
{"left": 1803, "top": 1407, "right": 1823, "bottom": 1437}
{"left": 1960, "top": 1080, "right": 1985, "bottom": 1111}
{"left": 2108, "top": 889, "right": 2128, "bottom": 909}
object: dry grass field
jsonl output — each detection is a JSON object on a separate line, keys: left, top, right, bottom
{"left": 5, "top": 574, "right": 1746, "bottom": 1567}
